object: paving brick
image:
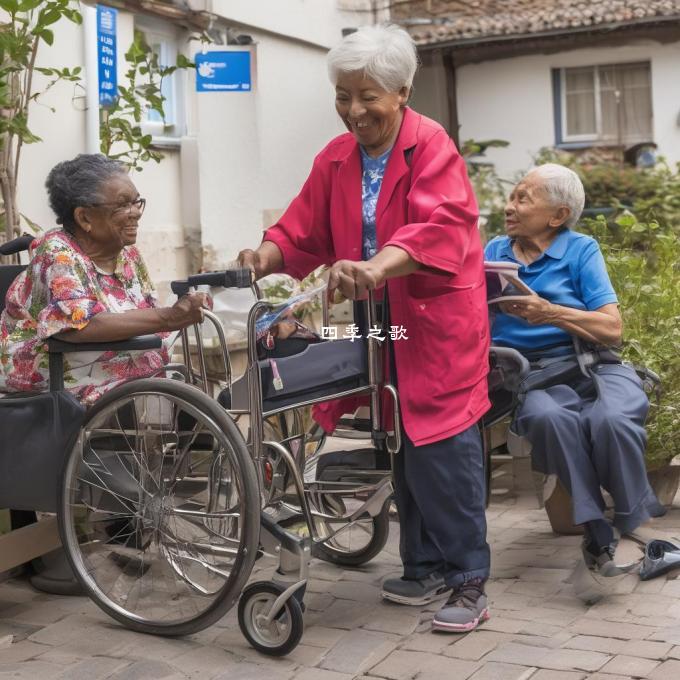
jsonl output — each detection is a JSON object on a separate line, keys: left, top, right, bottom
{"left": 619, "top": 640, "right": 673, "bottom": 660}
{"left": 444, "top": 631, "right": 514, "bottom": 661}
{"left": 486, "top": 642, "right": 610, "bottom": 672}
{"left": 329, "top": 580, "right": 381, "bottom": 602}
{"left": 530, "top": 671, "right": 585, "bottom": 680}
{"left": 567, "top": 619, "right": 656, "bottom": 640}
{"left": 212, "top": 664, "right": 294, "bottom": 680}
{"left": 299, "top": 625, "right": 345, "bottom": 649}
{"left": 561, "top": 634, "right": 625, "bottom": 655}
{"left": 169, "top": 646, "right": 248, "bottom": 680}
{"left": 0, "top": 659, "right": 67, "bottom": 679}
{"left": 317, "top": 599, "right": 374, "bottom": 630}
{"left": 468, "top": 662, "right": 536, "bottom": 680}
{"left": 368, "top": 649, "right": 479, "bottom": 680}
{"left": 648, "top": 625, "right": 680, "bottom": 646}
{"left": 104, "top": 660, "right": 182, "bottom": 680}
{"left": 599, "top": 655, "right": 660, "bottom": 678}
{"left": 292, "top": 670, "right": 354, "bottom": 680}
{"left": 400, "top": 631, "right": 455, "bottom": 654}
{"left": 0, "top": 640, "right": 47, "bottom": 663}
{"left": 57, "top": 657, "right": 135, "bottom": 680}
{"left": 649, "top": 660, "right": 680, "bottom": 680}
{"left": 319, "top": 629, "right": 398, "bottom": 675}
{"left": 362, "top": 607, "right": 421, "bottom": 636}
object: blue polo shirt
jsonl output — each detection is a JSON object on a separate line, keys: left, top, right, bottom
{"left": 484, "top": 229, "right": 618, "bottom": 353}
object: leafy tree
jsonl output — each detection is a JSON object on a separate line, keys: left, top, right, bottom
{"left": 0, "top": 0, "right": 82, "bottom": 242}
{"left": 100, "top": 28, "right": 194, "bottom": 171}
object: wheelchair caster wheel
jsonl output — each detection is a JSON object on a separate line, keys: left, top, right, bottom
{"left": 238, "top": 581, "right": 304, "bottom": 656}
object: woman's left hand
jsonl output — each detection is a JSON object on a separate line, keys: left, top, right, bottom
{"left": 504, "top": 295, "right": 558, "bottom": 325}
{"left": 328, "top": 260, "right": 384, "bottom": 301}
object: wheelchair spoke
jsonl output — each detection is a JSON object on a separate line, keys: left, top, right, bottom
{"left": 60, "top": 384, "right": 258, "bottom": 632}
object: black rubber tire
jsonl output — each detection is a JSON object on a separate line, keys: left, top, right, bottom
{"left": 58, "top": 378, "right": 261, "bottom": 637}
{"left": 238, "top": 581, "right": 304, "bottom": 656}
{"left": 312, "top": 500, "right": 390, "bottom": 567}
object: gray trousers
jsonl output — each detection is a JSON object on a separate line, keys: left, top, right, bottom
{"left": 514, "top": 362, "right": 658, "bottom": 533}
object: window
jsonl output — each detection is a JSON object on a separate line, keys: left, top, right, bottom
{"left": 554, "top": 62, "right": 653, "bottom": 146}
{"left": 134, "top": 16, "right": 186, "bottom": 143}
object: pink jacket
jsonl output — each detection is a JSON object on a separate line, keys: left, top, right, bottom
{"left": 264, "top": 107, "right": 490, "bottom": 446}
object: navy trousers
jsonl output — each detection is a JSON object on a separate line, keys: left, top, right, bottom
{"left": 514, "top": 363, "right": 658, "bottom": 533}
{"left": 392, "top": 424, "right": 491, "bottom": 589}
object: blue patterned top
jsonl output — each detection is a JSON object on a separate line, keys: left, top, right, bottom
{"left": 360, "top": 146, "right": 392, "bottom": 260}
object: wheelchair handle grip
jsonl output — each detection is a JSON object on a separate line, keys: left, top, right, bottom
{"left": 0, "top": 234, "right": 34, "bottom": 256}
{"left": 170, "top": 269, "right": 253, "bottom": 296}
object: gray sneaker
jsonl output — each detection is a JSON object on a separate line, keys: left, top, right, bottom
{"left": 432, "top": 582, "right": 489, "bottom": 632}
{"left": 381, "top": 572, "right": 451, "bottom": 606}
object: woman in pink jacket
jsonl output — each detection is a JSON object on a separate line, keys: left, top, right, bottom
{"left": 239, "top": 25, "right": 491, "bottom": 633}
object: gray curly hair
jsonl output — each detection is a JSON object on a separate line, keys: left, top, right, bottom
{"left": 45, "top": 154, "right": 128, "bottom": 233}
{"left": 327, "top": 24, "right": 418, "bottom": 93}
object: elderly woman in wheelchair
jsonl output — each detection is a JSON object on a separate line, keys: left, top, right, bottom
{"left": 485, "top": 163, "right": 659, "bottom": 577}
{"left": 0, "top": 153, "right": 208, "bottom": 403}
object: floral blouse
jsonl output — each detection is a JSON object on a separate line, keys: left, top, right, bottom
{"left": 0, "top": 229, "right": 170, "bottom": 405}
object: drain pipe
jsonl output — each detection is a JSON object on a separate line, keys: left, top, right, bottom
{"left": 83, "top": 4, "right": 100, "bottom": 153}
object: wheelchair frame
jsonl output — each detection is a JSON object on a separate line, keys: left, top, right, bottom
{"left": 0, "top": 238, "right": 403, "bottom": 656}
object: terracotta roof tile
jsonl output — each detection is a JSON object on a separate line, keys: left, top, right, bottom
{"left": 392, "top": 0, "right": 680, "bottom": 44}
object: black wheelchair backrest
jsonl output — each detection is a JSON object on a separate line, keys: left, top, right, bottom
{"left": 0, "top": 235, "right": 34, "bottom": 316}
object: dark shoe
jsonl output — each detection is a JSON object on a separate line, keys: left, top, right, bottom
{"left": 581, "top": 538, "right": 637, "bottom": 577}
{"left": 432, "top": 581, "right": 489, "bottom": 632}
{"left": 640, "top": 539, "right": 680, "bottom": 581}
{"left": 381, "top": 572, "right": 450, "bottom": 606}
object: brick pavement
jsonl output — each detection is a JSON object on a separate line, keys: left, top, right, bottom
{"left": 2, "top": 492, "right": 680, "bottom": 679}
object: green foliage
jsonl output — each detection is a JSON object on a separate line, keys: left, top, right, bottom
{"left": 534, "top": 147, "right": 680, "bottom": 230}
{"left": 581, "top": 212, "right": 680, "bottom": 468}
{"left": 99, "top": 30, "right": 194, "bottom": 171}
{"left": 461, "top": 138, "right": 512, "bottom": 240}
{"left": 0, "top": 0, "right": 82, "bottom": 241}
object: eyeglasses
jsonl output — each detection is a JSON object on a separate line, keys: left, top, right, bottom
{"left": 89, "top": 197, "right": 147, "bottom": 216}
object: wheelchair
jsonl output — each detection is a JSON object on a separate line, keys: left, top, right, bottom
{"left": 1, "top": 234, "right": 659, "bottom": 655}
{"left": 0, "top": 234, "right": 398, "bottom": 656}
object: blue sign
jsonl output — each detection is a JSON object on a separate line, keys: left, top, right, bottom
{"left": 97, "top": 5, "right": 117, "bottom": 107}
{"left": 196, "top": 51, "right": 252, "bottom": 92}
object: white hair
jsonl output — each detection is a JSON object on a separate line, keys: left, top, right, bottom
{"left": 327, "top": 24, "right": 418, "bottom": 93}
{"left": 526, "top": 163, "right": 585, "bottom": 229}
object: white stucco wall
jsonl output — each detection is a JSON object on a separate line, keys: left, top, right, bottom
{"left": 452, "top": 40, "right": 680, "bottom": 181}
{"left": 195, "top": 2, "right": 375, "bottom": 267}
{"left": 17, "top": 8, "right": 187, "bottom": 299}
{"left": 15, "top": 2, "right": 375, "bottom": 291}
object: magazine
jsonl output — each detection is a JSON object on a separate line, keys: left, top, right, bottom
{"left": 484, "top": 261, "right": 536, "bottom": 305}
{"left": 255, "top": 282, "right": 327, "bottom": 340}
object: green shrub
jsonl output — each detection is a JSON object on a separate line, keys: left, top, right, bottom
{"left": 581, "top": 213, "right": 680, "bottom": 469}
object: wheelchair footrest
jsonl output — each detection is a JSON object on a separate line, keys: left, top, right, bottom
{"left": 315, "top": 447, "right": 391, "bottom": 483}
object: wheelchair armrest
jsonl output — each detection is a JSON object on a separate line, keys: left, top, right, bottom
{"left": 489, "top": 346, "right": 531, "bottom": 380}
{"left": 47, "top": 334, "right": 162, "bottom": 354}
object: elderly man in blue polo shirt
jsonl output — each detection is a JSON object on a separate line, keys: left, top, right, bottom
{"left": 485, "top": 163, "right": 658, "bottom": 575}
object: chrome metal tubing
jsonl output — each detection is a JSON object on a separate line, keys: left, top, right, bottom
{"left": 382, "top": 383, "right": 402, "bottom": 454}
{"left": 365, "top": 292, "right": 382, "bottom": 435}
{"left": 191, "top": 321, "right": 210, "bottom": 394}
{"left": 246, "top": 299, "right": 275, "bottom": 468}
{"left": 263, "top": 439, "right": 316, "bottom": 536}
{"left": 202, "top": 309, "right": 232, "bottom": 387}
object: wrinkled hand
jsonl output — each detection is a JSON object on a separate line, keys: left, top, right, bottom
{"left": 237, "top": 248, "right": 263, "bottom": 280}
{"left": 166, "top": 292, "right": 211, "bottom": 330}
{"left": 502, "top": 295, "right": 558, "bottom": 325}
{"left": 328, "top": 260, "right": 384, "bottom": 301}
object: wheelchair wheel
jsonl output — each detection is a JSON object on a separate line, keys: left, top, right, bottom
{"left": 311, "top": 496, "right": 390, "bottom": 567}
{"left": 238, "top": 581, "right": 304, "bottom": 656}
{"left": 58, "top": 378, "right": 260, "bottom": 636}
